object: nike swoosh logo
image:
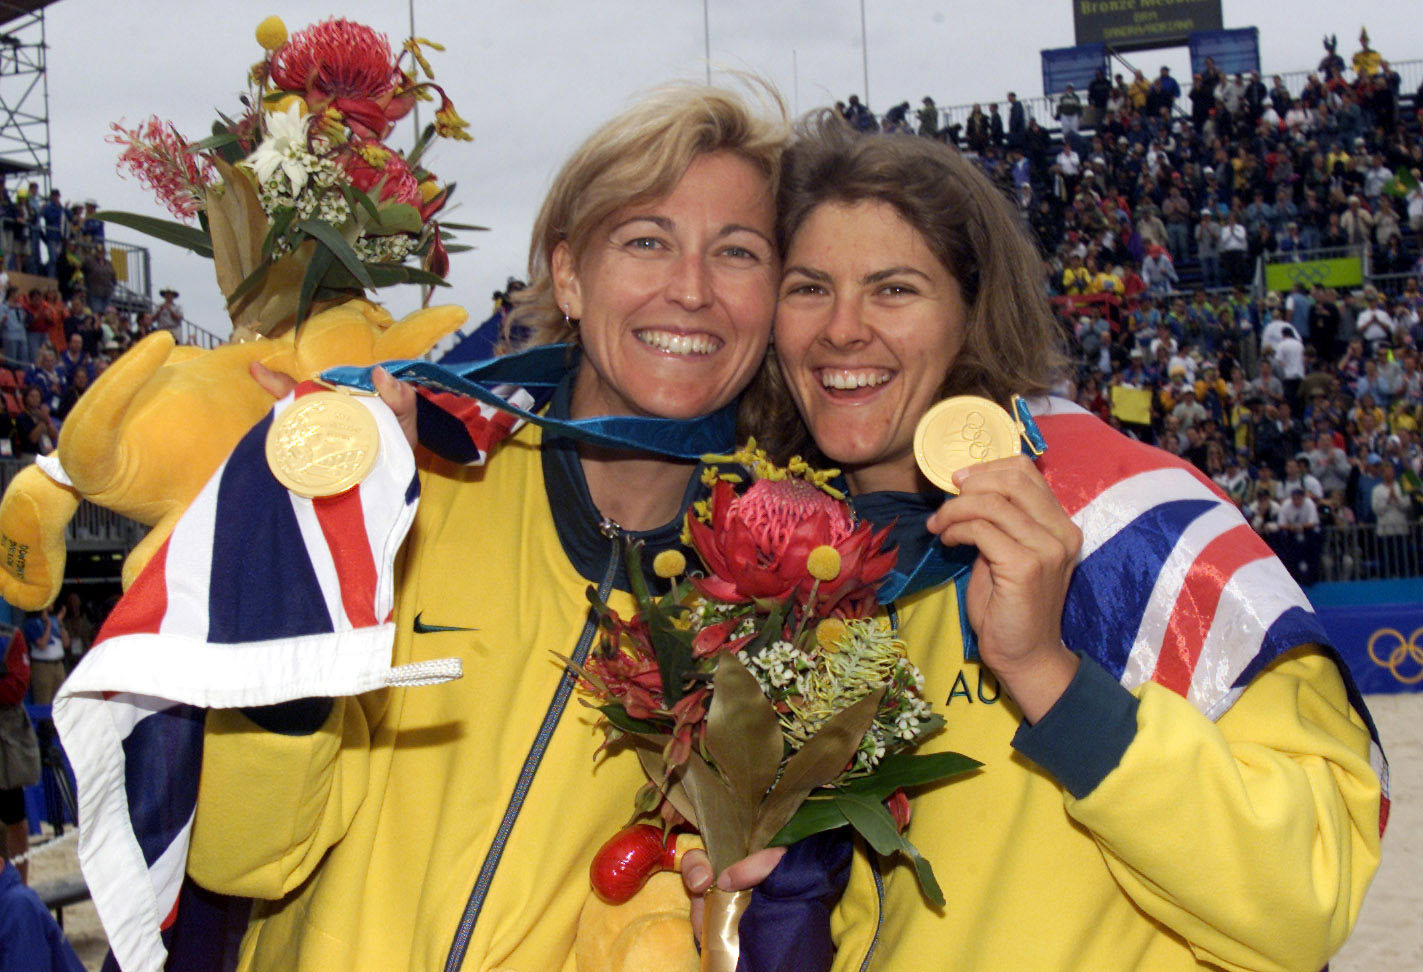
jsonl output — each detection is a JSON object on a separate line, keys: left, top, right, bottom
{"left": 412, "top": 612, "right": 478, "bottom": 635}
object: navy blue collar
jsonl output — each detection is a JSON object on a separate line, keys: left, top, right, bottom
{"left": 541, "top": 372, "right": 710, "bottom": 592}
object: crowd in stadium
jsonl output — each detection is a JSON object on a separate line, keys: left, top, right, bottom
{"left": 842, "top": 28, "right": 1423, "bottom": 583}
{"left": 0, "top": 183, "right": 186, "bottom": 458}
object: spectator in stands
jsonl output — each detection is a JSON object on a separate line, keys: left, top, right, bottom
{"left": 79, "top": 198, "right": 104, "bottom": 250}
{"left": 154, "top": 287, "right": 182, "bottom": 336}
{"left": 38, "top": 188, "right": 66, "bottom": 279}
{"left": 55, "top": 362, "right": 89, "bottom": 421}
{"left": 11, "top": 385, "right": 56, "bottom": 457}
{"left": 81, "top": 247, "right": 116, "bottom": 313}
{"left": 25, "top": 346, "right": 64, "bottom": 413}
{"left": 1006, "top": 91, "right": 1026, "bottom": 150}
{"left": 965, "top": 104, "right": 989, "bottom": 153}
{"left": 1141, "top": 244, "right": 1177, "bottom": 294}
{"left": 57, "top": 333, "right": 91, "bottom": 387}
{"left": 1054, "top": 83, "right": 1082, "bottom": 137}
{"left": 1218, "top": 211, "right": 1250, "bottom": 287}
{"left": 0, "top": 288, "right": 26, "bottom": 364}
{"left": 916, "top": 97, "right": 939, "bottom": 139}
{"left": 21, "top": 605, "right": 67, "bottom": 704}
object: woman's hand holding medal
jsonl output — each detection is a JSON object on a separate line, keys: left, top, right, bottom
{"left": 920, "top": 412, "right": 1083, "bottom": 725}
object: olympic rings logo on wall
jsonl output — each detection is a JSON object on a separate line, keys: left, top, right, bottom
{"left": 1367, "top": 627, "right": 1423, "bottom": 685}
{"left": 1282, "top": 264, "right": 1329, "bottom": 286}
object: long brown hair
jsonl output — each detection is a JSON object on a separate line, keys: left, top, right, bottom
{"left": 742, "top": 112, "right": 1066, "bottom": 461}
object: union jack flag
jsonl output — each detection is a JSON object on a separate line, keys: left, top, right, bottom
{"left": 1032, "top": 397, "right": 1389, "bottom": 834}
{"left": 51, "top": 382, "right": 482, "bottom": 972}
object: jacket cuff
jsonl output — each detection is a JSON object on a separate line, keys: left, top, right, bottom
{"left": 241, "top": 697, "right": 334, "bottom": 735}
{"left": 1011, "top": 655, "right": 1139, "bottom": 799}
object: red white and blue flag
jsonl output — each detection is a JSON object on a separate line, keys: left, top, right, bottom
{"left": 51, "top": 382, "right": 476, "bottom": 972}
{"left": 1031, "top": 397, "right": 1389, "bottom": 833}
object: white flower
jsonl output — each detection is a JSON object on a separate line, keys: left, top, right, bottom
{"left": 247, "top": 105, "right": 315, "bottom": 195}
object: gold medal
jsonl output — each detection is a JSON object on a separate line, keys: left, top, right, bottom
{"left": 265, "top": 391, "right": 380, "bottom": 498}
{"left": 913, "top": 395, "right": 1024, "bottom": 494}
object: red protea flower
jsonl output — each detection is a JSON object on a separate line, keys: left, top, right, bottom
{"left": 687, "top": 477, "right": 895, "bottom": 615}
{"left": 341, "top": 140, "right": 423, "bottom": 208}
{"left": 269, "top": 18, "right": 408, "bottom": 138}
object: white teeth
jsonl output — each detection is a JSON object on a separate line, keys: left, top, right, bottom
{"left": 636, "top": 330, "right": 721, "bottom": 355}
{"left": 820, "top": 369, "right": 891, "bottom": 390}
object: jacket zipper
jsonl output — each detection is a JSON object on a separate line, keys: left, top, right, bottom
{"left": 442, "top": 516, "right": 623, "bottom": 972}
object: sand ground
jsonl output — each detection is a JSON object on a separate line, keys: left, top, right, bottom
{"left": 22, "top": 692, "right": 1423, "bottom": 971}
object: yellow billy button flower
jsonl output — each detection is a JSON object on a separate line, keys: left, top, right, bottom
{"left": 268, "top": 93, "right": 307, "bottom": 116}
{"left": 815, "top": 618, "right": 849, "bottom": 653}
{"left": 418, "top": 179, "right": 442, "bottom": 203}
{"left": 806, "top": 545, "right": 842, "bottom": 582}
{"left": 652, "top": 550, "right": 686, "bottom": 579}
{"left": 255, "top": 16, "right": 288, "bottom": 51}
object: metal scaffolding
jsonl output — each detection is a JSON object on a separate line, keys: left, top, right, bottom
{"left": 0, "top": 1, "right": 54, "bottom": 189}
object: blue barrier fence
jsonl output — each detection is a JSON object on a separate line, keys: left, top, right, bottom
{"left": 1311, "top": 580, "right": 1423, "bottom": 693}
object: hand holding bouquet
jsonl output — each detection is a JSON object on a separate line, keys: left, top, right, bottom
{"left": 573, "top": 444, "right": 980, "bottom": 970}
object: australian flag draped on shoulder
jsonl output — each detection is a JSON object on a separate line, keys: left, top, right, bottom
{"left": 51, "top": 344, "right": 739, "bottom": 972}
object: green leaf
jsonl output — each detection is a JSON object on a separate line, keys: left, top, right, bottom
{"left": 769, "top": 797, "right": 849, "bottom": 846}
{"left": 94, "top": 210, "right": 213, "bottom": 258}
{"left": 261, "top": 208, "right": 297, "bottom": 262}
{"left": 597, "top": 704, "right": 667, "bottom": 736}
{"left": 224, "top": 259, "right": 272, "bottom": 308}
{"left": 195, "top": 131, "right": 239, "bottom": 152}
{"left": 366, "top": 203, "right": 423, "bottom": 236}
{"left": 294, "top": 219, "right": 375, "bottom": 290}
{"left": 626, "top": 543, "right": 694, "bottom": 707}
{"left": 405, "top": 122, "right": 437, "bottom": 169}
{"left": 748, "top": 688, "right": 883, "bottom": 849}
{"left": 834, "top": 792, "right": 944, "bottom": 907}
{"left": 633, "top": 738, "right": 698, "bottom": 827}
{"left": 296, "top": 244, "right": 335, "bottom": 325}
{"left": 832, "top": 791, "right": 900, "bottom": 856}
{"left": 207, "top": 119, "right": 246, "bottom": 165}
{"left": 740, "top": 601, "right": 784, "bottom": 661}
{"left": 437, "top": 220, "right": 489, "bottom": 232}
{"left": 704, "top": 654, "right": 783, "bottom": 809}
{"left": 836, "top": 751, "right": 982, "bottom": 800}
{"left": 681, "top": 752, "right": 753, "bottom": 873}
{"left": 340, "top": 182, "right": 384, "bottom": 223}
{"left": 361, "top": 263, "right": 450, "bottom": 288}
{"left": 444, "top": 243, "right": 475, "bottom": 254}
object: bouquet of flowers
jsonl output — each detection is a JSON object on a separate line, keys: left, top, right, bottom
{"left": 102, "top": 15, "right": 479, "bottom": 339}
{"left": 573, "top": 444, "right": 980, "bottom": 970}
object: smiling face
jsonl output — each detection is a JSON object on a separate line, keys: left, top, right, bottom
{"left": 553, "top": 151, "right": 776, "bottom": 421}
{"left": 774, "top": 200, "right": 968, "bottom": 494}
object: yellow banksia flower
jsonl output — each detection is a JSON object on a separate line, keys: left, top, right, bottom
{"left": 815, "top": 618, "right": 849, "bottom": 652}
{"left": 652, "top": 550, "right": 686, "bottom": 579}
{"left": 806, "top": 545, "right": 842, "bottom": 582}
{"left": 255, "top": 16, "right": 288, "bottom": 51}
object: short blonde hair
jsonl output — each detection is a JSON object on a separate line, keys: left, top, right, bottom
{"left": 508, "top": 81, "right": 788, "bottom": 348}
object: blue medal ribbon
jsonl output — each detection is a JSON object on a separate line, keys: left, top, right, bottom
{"left": 322, "top": 344, "right": 737, "bottom": 460}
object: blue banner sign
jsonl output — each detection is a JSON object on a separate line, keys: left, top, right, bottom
{"left": 1189, "top": 27, "right": 1261, "bottom": 77}
{"left": 1042, "top": 43, "right": 1108, "bottom": 96}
